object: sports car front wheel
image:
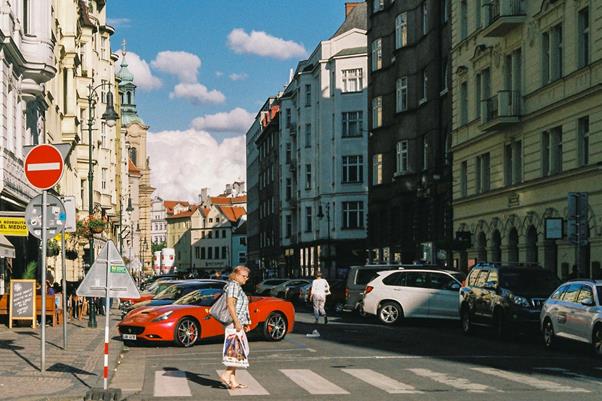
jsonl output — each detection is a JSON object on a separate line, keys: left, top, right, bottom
{"left": 174, "top": 318, "right": 199, "bottom": 347}
{"left": 263, "top": 312, "right": 287, "bottom": 341}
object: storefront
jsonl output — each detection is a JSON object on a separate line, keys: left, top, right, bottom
{"left": 0, "top": 235, "right": 16, "bottom": 295}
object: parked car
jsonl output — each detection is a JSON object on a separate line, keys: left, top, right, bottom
{"left": 344, "top": 263, "right": 442, "bottom": 313}
{"left": 362, "top": 269, "right": 465, "bottom": 325}
{"left": 540, "top": 279, "right": 602, "bottom": 356}
{"left": 269, "top": 279, "right": 311, "bottom": 298}
{"left": 141, "top": 274, "right": 179, "bottom": 290}
{"left": 295, "top": 280, "right": 346, "bottom": 312}
{"left": 121, "top": 280, "right": 227, "bottom": 317}
{"left": 121, "top": 280, "right": 184, "bottom": 307}
{"left": 255, "top": 279, "right": 290, "bottom": 295}
{"left": 118, "top": 288, "right": 295, "bottom": 347}
{"left": 459, "top": 263, "right": 560, "bottom": 338}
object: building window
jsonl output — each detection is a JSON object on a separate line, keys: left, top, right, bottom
{"left": 286, "top": 142, "right": 291, "bottom": 163}
{"left": 214, "top": 246, "right": 219, "bottom": 259}
{"left": 421, "top": 1, "right": 428, "bottom": 35}
{"left": 342, "top": 111, "right": 363, "bottom": 137}
{"left": 460, "top": 81, "right": 468, "bottom": 125}
{"left": 371, "top": 38, "right": 382, "bottom": 71}
{"left": 372, "top": 96, "right": 382, "bottom": 128}
{"left": 195, "top": 247, "right": 200, "bottom": 259}
{"left": 305, "top": 84, "right": 311, "bottom": 106}
{"left": 372, "top": 154, "right": 383, "bottom": 185}
{"left": 460, "top": 0, "right": 467, "bottom": 40}
{"left": 396, "top": 140, "right": 409, "bottom": 174}
{"left": 305, "top": 123, "right": 311, "bottom": 147}
{"left": 343, "top": 201, "right": 364, "bottom": 229}
{"left": 504, "top": 140, "right": 522, "bottom": 186}
{"left": 373, "top": 0, "right": 384, "bottom": 13}
{"left": 342, "top": 68, "right": 363, "bottom": 92}
{"left": 201, "top": 247, "right": 205, "bottom": 259}
{"left": 578, "top": 7, "right": 590, "bottom": 68}
{"left": 342, "top": 155, "right": 363, "bottom": 183}
{"left": 422, "top": 137, "right": 429, "bottom": 171}
{"left": 285, "top": 108, "right": 291, "bottom": 127}
{"left": 396, "top": 77, "right": 408, "bottom": 112}
{"left": 286, "top": 178, "right": 292, "bottom": 200}
{"left": 420, "top": 69, "right": 428, "bottom": 103}
{"left": 475, "top": 73, "right": 482, "bottom": 120}
{"left": 476, "top": 152, "right": 491, "bottom": 194}
{"left": 460, "top": 161, "right": 468, "bottom": 197}
{"left": 395, "top": 12, "right": 408, "bottom": 48}
{"left": 285, "top": 215, "right": 292, "bottom": 238}
{"left": 475, "top": 0, "right": 482, "bottom": 30}
{"left": 101, "top": 168, "right": 107, "bottom": 190}
{"left": 305, "top": 164, "right": 312, "bottom": 190}
{"left": 442, "top": 0, "right": 449, "bottom": 23}
{"left": 441, "top": 58, "right": 448, "bottom": 92}
{"left": 543, "top": 24, "right": 563, "bottom": 84}
{"left": 305, "top": 207, "right": 312, "bottom": 232}
{"left": 208, "top": 247, "right": 213, "bottom": 259}
{"left": 578, "top": 117, "right": 589, "bottom": 167}
{"left": 222, "top": 246, "right": 227, "bottom": 259}
{"left": 542, "top": 127, "right": 562, "bottom": 176}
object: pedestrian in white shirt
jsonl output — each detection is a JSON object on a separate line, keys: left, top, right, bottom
{"left": 310, "top": 271, "right": 330, "bottom": 324}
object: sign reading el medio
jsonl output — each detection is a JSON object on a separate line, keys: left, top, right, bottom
{"left": 0, "top": 217, "right": 28, "bottom": 237}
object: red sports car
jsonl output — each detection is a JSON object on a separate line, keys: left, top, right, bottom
{"left": 118, "top": 288, "right": 295, "bottom": 347}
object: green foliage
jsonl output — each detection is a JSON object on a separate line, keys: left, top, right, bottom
{"left": 88, "top": 218, "right": 105, "bottom": 232}
{"left": 22, "top": 261, "right": 37, "bottom": 280}
{"left": 151, "top": 241, "right": 167, "bottom": 253}
{"left": 47, "top": 240, "right": 60, "bottom": 256}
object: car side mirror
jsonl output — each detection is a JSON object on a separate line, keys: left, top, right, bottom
{"left": 581, "top": 298, "right": 595, "bottom": 307}
{"left": 450, "top": 283, "right": 461, "bottom": 291}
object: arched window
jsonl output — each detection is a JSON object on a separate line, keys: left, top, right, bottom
{"left": 526, "top": 225, "right": 538, "bottom": 264}
{"left": 508, "top": 227, "right": 519, "bottom": 265}
{"left": 129, "top": 147, "right": 137, "bottom": 165}
{"left": 491, "top": 230, "right": 501, "bottom": 263}
{"left": 477, "top": 232, "right": 487, "bottom": 262}
{"left": 127, "top": 91, "right": 132, "bottom": 104}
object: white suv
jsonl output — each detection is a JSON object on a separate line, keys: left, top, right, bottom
{"left": 540, "top": 280, "right": 602, "bottom": 356}
{"left": 362, "top": 269, "right": 464, "bottom": 325}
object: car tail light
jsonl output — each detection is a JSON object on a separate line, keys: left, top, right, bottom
{"left": 365, "top": 286, "right": 374, "bottom": 295}
{"left": 345, "top": 288, "right": 349, "bottom": 300}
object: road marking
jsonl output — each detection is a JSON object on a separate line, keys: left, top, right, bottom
{"left": 216, "top": 370, "right": 269, "bottom": 396}
{"left": 407, "top": 368, "right": 497, "bottom": 393}
{"left": 153, "top": 369, "right": 192, "bottom": 397}
{"left": 472, "top": 367, "right": 591, "bottom": 392}
{"left": 281, "top": 369, "right": 349, "bottom": 395}
{"left": 342, "top": 369, "right": 422, "bottom": 394}
{"left": 534, "top": 367, "right": 602, "bottom": 385}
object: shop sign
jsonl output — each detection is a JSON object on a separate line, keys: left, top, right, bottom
{"left": 0, "top": 217, "right": 28, "bottom": 236}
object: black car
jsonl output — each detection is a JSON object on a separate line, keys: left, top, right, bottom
{"left": 122, "top": 280, "right": 226, "bottom": 317}
{"left": 459, "top": 263, "right": 560, "bottom": 338}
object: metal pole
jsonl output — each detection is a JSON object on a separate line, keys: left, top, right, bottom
{"left": 88, "top": 84, "right": 97, "bottom": 328}
{"left": 103, "top": 250, "right": 111, "bottom": 390}
{"left": 119, "top": 199, "right": 123, "bottom": 255}
{"left": 41, "top": 190, "right": 47, "bottom": 372}
{"left": 61, "top": 226, "right": 67, "bottom": 349}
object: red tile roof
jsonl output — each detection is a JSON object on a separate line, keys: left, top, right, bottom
{"left": 210, "top": 195, "right": 247, "bottom": 205}
{"left": 217, "top": 205, "right": 247, "bottom": 223}
{"left": 164, "top": 200, "right": 191, "bottom": 215}
{"left": 165, "top": 205, "right": 198, "bottom": 220}
{"left": 128, "top": 159, "right": 141, "bottom": 174}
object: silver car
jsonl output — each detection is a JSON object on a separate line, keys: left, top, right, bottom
{"left": 540, "top": 279, "right": 602, "bottom": 356}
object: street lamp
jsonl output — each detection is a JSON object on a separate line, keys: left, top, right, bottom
{"left": 317, "top": 203, "right": 331, "bottom": 279}
{"left": 87, "top": 81, "right": 118, "bottom": 329}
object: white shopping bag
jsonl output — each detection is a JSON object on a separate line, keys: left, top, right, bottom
{"left": 222, "top": 327, "right": 250, "bottom": 368}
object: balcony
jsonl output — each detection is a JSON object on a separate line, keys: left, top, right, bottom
{"left": 480, "top": 90, "right": 521, "bottom": 131}
{"left": 482, "top": 0, "right": 526, "bottom": 37}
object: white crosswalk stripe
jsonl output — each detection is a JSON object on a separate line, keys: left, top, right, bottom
{"left": 342, "top": 368, "right": 422, "bottom": 394}
{"left": 153, "top": 369, "right": 192, "bottom": 397}
{"left": 534, "top": 367, "right": 602, "bottom": 385}
{"left": 407, "top": 367, "right": 498, "bottom": 393}
{"left": 472, "top": 367, "right": 591, "bottom": 393}
{"left": 216, "top": 370, "right": 270, "bottom": 396}
{"left": 280, "top": 369, "right": 349, "bottom": 395}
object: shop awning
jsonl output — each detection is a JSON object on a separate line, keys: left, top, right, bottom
{"left": 0, "top": 235, "right": 15, "bottom": 258}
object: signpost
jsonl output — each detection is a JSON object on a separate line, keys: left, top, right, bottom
{"left": 77, "top": 240, "right": 140, "bottom": 391}
{"left": 24, "top": 144, "right": 64, "bottom": 373}
{"left": 568, "top": 192, "right": 589, "bottom": 277}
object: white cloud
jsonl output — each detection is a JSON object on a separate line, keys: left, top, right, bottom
{"left": 191, "top": 108, "right": 254, "bottom": 134}
{"left": 229, "top": 72, "right": 248, "bottom": 81}
{"left": 114, "top": 52, "right": 162, "bottom": 91}
{"left": 107, "top": 17, "right": 131, "bottom": 28}
{"left": 227, "top": 28, "right": 307, "bottom": 60}
{"left": 215, "top": 71, "right": 224, "bottom": 77}
{"left": 147, "top": 129, "right": 246, "bottom": 201}
{"left": 151, "top": 51, "right": 201, "bottom": 83}
{"left": 170, "top": 83, "right": 226, "bottom": 104}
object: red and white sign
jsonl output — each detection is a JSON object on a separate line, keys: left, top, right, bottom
{"left": 24, "top": 144, "right": 64, "bottom": 190}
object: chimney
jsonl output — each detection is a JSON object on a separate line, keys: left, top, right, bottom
{"left": 199, "top": 188, "right": 208, "bottom": 204}
{"left": 345, "top": 2, "right": 360, "bottom": 17}
{"left": 225, "top": 183, "right": 232, "bottom": 195}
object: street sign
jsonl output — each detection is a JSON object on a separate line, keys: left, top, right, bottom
{"left": 25, "top": 194, "right": 66, "bottom": 240}
{"left": 77, "top": 240, "right": 140, "bottom": 298}
{"left": 24, "top": 144, "right": 64, "bottom": 190}
{"left": 544, "top": 217, "right": 563, "bottom": 240}
{"left": 62, "top": 196, "right": 77, "bottom": 233}
{"left": 0, "top": 217, "right": 28, "bottom": 236}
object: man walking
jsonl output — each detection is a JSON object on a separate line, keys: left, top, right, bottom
{"left": 310, "top": 271, "right": 330, "bottom": 324}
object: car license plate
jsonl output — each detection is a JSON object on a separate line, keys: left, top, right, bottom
{"left": 122, "top": 334, "right": 136, "bottom": 340}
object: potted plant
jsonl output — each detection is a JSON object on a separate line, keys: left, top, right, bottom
{"left": 46, "top": 240, "right": 60, "bottom": 257}
{"left": 88, "top": 218, "right": 105, "bottom": 234}
{"left": 65, "top": 249, "right": 79, "bottom": 260}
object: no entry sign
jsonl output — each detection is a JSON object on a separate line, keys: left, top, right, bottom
{"left": 24, "top": 144, "right": 64, "bottom": 190}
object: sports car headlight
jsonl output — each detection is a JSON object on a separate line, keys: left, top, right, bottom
{"left": 511, "top": 295, "right": 530, "bottom": 308}
{"left": 151, "top": 311, "right": 173, "bottom": 322}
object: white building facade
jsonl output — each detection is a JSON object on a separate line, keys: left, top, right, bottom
{"left": 151, "top": 196, "right": 167, "bottom": 245}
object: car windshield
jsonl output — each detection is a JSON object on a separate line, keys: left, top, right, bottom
{"left": 500, "top": 270, "right": 559, "bottom": 293}
{"left": 174, "top": 288, "right": 223, "bottom": 306}
{"left": 154, "top": 285, "right": 183, "bottom": 300}
{"left": 597, "top": 286, "right": 602, "bottom": 304}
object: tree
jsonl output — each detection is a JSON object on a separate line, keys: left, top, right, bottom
{"left": 152, "top": 241, "right": 167, "bottom": 254}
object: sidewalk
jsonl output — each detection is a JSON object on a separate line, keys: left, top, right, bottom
{"left": 0, "top": 310, "right": 123, "bottom": 401}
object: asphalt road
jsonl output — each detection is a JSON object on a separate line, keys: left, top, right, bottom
{"left": 115, "top": 307, "right": 602, "bottom": 401}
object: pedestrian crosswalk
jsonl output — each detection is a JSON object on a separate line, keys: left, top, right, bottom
{"left": 149, "top": 365, "right": 600, "bottom": 397}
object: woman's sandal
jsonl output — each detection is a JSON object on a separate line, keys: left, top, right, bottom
{"left": 230, "top": 383, "right": 248, "bottom": 389}
{"left": 218, "top": 376, "right": 231, "bottom": 389}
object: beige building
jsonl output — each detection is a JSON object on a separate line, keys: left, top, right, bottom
{"left": 451, "top": 0, "right": 601, "bottom": 278}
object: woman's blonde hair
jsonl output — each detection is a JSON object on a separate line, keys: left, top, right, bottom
{"left": 228, "top": 265, "right": 250, "bottom": 281}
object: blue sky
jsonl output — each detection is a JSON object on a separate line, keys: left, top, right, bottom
{"left": 107, "top": 0, "right": 356, "bottom": 201}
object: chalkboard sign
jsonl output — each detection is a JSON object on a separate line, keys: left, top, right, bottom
{"left": 9, "top": 279, "right": 36, "bottom": 328}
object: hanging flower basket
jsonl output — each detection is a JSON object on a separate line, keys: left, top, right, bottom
{"left": 46, "top": 240, "right": 60, "bottom": 257}
{"left": 65, "top": 249, "right": 79, "bottom": 260}
{"left": 88, "top": 218, "right": 105, "bottom": 234}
